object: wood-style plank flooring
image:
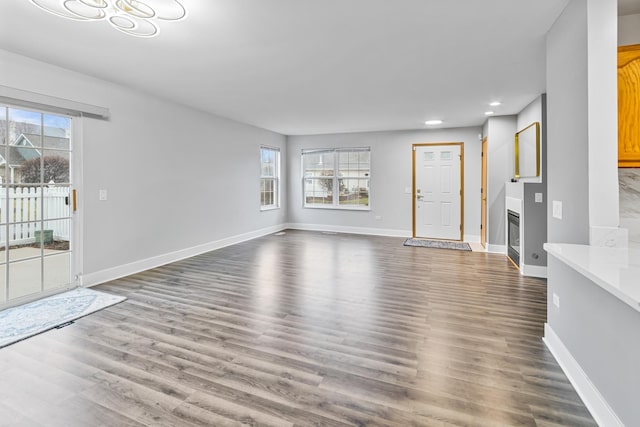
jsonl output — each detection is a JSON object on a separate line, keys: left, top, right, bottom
{"left": 0, "top": 230, "right": 596, "bottom": 426}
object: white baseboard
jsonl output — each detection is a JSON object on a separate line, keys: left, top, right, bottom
{"left": 522, "top": 264, "right": 547, "bottom": 278}
{"left": 543, "top": 324, "right": 623, "bottom": 427}
{"left": 82, "top": 224, "right": 287, "bottom": 287}
{"left": 487, "top": 244, "right": 506, "bottom": 254}
{"left": 463, "top": 234, "right": 480, "bottom": 243}
{"left": 286, "top": 223, "right": 411, "bottom": 237}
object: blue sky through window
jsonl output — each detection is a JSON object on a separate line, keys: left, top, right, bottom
{"left": 8, "top": 108, "right": 70, "bottom": 130}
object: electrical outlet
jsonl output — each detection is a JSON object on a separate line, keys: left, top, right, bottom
{"left": 99, "top": 189, "right": 108, "bottom": 201}
{"left": 404, "top": 187, "right": 412, "bottom": 194}
{"left": 552, "top": 200, "right": 562, "bottom": 219}
{"left": 553, "top": 293, "right": 560, "bottom": 308}
{"left": 375, "top": 215, "right": 382, "bottom": 220}
{"left": 535, "top": 193, "right": 543, "bottom": 203}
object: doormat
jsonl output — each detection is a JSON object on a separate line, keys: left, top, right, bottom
{"left": 403, "top": 238, "right": 472, "bottom": 251}
{"left": 0, "top": 288, "right": 126, "bottom": 348}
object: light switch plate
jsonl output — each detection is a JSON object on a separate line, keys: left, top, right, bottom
{"left": 535, "top": 193, "right": 543, "bottom": 203}
{"left": 99, "top": 189, "right": 108, "bottom": 201}
{"left": 552, "top": 200, "right": 562, "bottom": 219}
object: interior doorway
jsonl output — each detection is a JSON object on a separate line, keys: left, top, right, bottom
{"left": 412, "top": 143, "right": 463, "bottom": 240}
{"left": 0, "top": 105, "right": 76, "bottom": 308}
{"left": 481, "top": 137, "right": 488, "bottom": 247}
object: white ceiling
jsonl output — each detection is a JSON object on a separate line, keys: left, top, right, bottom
{"left": 0, "top": 0, "right": 620, "bottom": 136}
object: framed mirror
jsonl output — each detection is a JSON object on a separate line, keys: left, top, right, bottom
{"left": 515, "top": 121, "right": 540, "bottom": 178}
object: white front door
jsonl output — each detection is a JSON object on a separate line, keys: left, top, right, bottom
{"left": 414, "top": 144, "right": 462, "bottom": 240}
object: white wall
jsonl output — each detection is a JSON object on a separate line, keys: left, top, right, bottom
{"left": 619, "top": 13, "right": 640, "bottom": 46}
{"left": 587, "top": 0, "right": 619, "bottom": 236}
{"left": 546, "top": 0, "right": 620, "bottom": 246}
{"left": 0, "top": 49, "right": 287, "bottom": 284}
{"left": 287, "top": 127, "right": 482, "bottom": 240}
{"left": 546, "top": 0, "right": 590, "bottom": 244}
{"left": 545, "top": 1, "right": 631, "bottom": 422}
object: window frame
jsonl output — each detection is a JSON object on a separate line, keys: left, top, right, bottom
{"left": 301, "top": 147, "right": 371, "bottom": 211}
{"left": 259, "top": 145, "right": 280, "bottom": 211}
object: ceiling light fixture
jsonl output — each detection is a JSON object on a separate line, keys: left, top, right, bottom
{"left": 489, "top": 101, "right": 502, "bottom": 107}
{"left": 484, "top": 111, "right": 494, "bottom": 116}
{"left": 29, "top": 0, "right": 187, "bottom": 37}
{"left": 424, "top": 120, "right": 443, "bottom": 125}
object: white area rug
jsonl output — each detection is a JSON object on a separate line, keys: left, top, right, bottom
{"left": 0, "top": 288, "right": 125, "bottom": 348}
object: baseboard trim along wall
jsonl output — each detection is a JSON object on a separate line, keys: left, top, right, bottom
{"left": 286, "top": 223, "right": 411, "bottom": 238}
{"left": 522, "top": 264, "right": 547, "bottom": 278}
{"left": 82, "top": 224, "right": 287, "bottom": 287}
{"left": 543, "top": 324, "right": 623, "bottom": 427}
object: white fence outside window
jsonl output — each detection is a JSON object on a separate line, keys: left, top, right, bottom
{"left": 0, "top": 186, "right": 70, "bottom": 246}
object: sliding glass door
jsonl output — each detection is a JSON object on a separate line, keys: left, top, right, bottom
{"left": 0, "top": 105, "right": 74, "bottom": 307}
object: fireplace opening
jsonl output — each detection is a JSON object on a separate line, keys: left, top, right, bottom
{"left": 507, "top": 210, "right": 520, "bottom": 267}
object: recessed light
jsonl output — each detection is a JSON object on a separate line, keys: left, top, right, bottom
{"left": 489, "top": 101, "right": 502, "bottom": 107}
{"left": 424, "top": 120, "right": 443, "bottom": 125}
{"left": 484, "top": 111, "right": 494, "bottom": 116}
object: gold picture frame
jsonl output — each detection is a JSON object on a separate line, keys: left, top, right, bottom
{"left": 515, "top": 121, "right": 540, "bottom": 178}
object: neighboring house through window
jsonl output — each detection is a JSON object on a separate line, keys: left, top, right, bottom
{"left": 302, "top": 147, "right": 370, "bottom": 210}
{"left": 260, "top": 146, "right": 280, "bottom": 210}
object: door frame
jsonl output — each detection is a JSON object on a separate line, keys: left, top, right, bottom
{"left": 412, "top": 142, "right": 464, "bottom": 240}
{"left": 481, "top": 137, "right": 488, "bottom": 247}
{"left": 0, "top": 103, "right": 82, "bottom": 309}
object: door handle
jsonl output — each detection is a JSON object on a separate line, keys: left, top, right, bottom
{"left": 416, "top": 195, "right": 424, "bottom": 200}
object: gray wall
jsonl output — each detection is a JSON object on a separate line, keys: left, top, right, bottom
{"left": 287, "top": 127, "right": 482, "bottom": 239}
{"left": 519, "top": 95, "right": 548, "bottom": 267}
{"left": 522, "top": 184, "right": 546, "bottom": 266}
{"left": 546, "top": 0, "right": 590, "bottom": 244}
{"left": 547, "top": 256, "right": 640, "bottom": 426}
{"left": 619, "top": 13, "right": 640, "bottom": 46}
{"left": 0, "top": 49, "right": 287, "bottom": 280}
{"left": 485, "top": 116, "right": 517, "bottom": 249}
{"left": 516, "top": 95, "right": 545, "bottom": 183}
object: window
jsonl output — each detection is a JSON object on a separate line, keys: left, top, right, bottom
{"left": 302, "top": 148, "right": 370, "bottom": 209}
{"left": 260, "top": 146, "right": 280, "bottom": 209}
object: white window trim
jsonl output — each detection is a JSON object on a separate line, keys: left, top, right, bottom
{"left": 260, "top": 145, "right": 280, "bottom": 211}
{"left": 301, "top": 147, "right": 371, "bottom": 211}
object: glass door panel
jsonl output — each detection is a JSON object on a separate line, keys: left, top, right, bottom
{"left": 44, "top": 253, "right": 71, "bottom": 291}
{"left": 0, "top": 106, "right": 74, "bottom": 308}
{"left": 7, "top": 221, "right": 42, "bottom": 262}
{"left": 0, "top": 264, "right": 5, "bottom": 304}
{"left": 43, "top": 219, "right": 71, "bottom": 252}
{"left": 8, "top": 258, "right": 43, "bottom": 300}
{"left": 43, "top": 185, "right": 71, "bottom": 221}
{"left": 42, "top": 150, "right": 70, "bottom": 185}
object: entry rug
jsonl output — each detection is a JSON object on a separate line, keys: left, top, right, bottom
{"left": 0, "top": 288, "right": 126, "bottom": 348}
{"left": 403, "top": 238, "right": 472, "bottom": 251}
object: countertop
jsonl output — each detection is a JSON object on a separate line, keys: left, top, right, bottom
{"left": 544, "top": 243, "right": 640, "bottom": 312}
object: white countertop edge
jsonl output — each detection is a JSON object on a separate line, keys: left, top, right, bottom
{"left": 544, "top": 243, "right": 640, "bottom": 313}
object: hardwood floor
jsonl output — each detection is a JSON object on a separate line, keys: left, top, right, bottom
{"left": 0, "top": 230, "right": 596, "bottom": 426}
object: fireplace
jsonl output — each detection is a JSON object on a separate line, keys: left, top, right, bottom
{"left": 507, "top": 210, "right": 520, "bottom": 266}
